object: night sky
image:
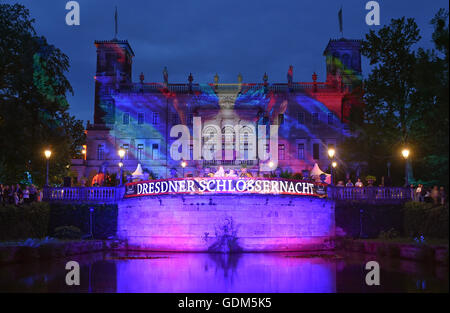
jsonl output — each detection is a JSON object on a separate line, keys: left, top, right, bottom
{"left": 4, "top": 0, "right": 449, "bottom": 123}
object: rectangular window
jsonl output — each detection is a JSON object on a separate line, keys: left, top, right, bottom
{"left": 152, "top": 112, "right": 159, "bottom": 125}
{"left": 122, "top": 144, "right": 130, "bottom": 160}
{"left": 313, "top": 143, "right": 320, "bottom": 160}
{"left": 297, "top": 143, "right": 305, "bottom": 160}
{"left": 152, "top": 144, "right": 159, "bottom": 160}
{"left": 244, "top": 143, "right": 249, "bottom": 160}
{"left": 278, "top": 144, "right": 285, "bottom": 160}
{"left": 278, "top": 114, "right": 284, "bottom": 125}
{"left": 137, "top": 144, "right": 144, "bottom": 160}
{"left": 123, "top": 113, "right": 130, "bottom": 125}
{"left": 312, "top": 113, "right": 319, "bottom": 125}
{"left": 297, "top": 112, "right": 304, "bottom": 125}
{"left": 97, "top": 144, "right": 105, "bottom": 160}
{"left": 328, "top": 113, "right": 334, "bottom": 125}
{"left": 138, "top": 113, "right": 144, "bottom": 125}
{"left": 189, "top": 144, "right": 193, "bottom": 160}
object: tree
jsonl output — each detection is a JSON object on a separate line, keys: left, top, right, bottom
{"left": 344, "top": 11, "right": 449, "bottom": 187}
{"left": 411, "top": 9, "right": 449, "bottom": 186}
{"left": 0, "top": 4, "right": 85, "bottom": 186}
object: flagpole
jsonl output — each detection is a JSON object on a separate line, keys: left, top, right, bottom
{"left": 114, "top": 6, "right": 118, "bottom": 39}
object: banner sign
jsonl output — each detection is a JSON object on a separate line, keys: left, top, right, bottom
{"left": 124, "top": 177, "right": 327, "bottom": 198}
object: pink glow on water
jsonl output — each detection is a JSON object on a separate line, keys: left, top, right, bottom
{"left": 116, "top": 253, "right": 336, "bottom": 293}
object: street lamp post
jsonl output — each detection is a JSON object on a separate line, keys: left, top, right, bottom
{"left": 402, "top": 148, "right": 410, "bottom": 187}
{"left": 181, "top": 160, "right": 187, "bottom": 177}
{"left": 118, "top": 149, "right": 125, "bottom": 186}
{"left": 328, "top": 147, "right": 336, "bottom": 185}
{"left": 331, "top": 161, "right": 337, "bottom": 185}
{"left": 44, "top": 149, "right": 52, "bottom": 186}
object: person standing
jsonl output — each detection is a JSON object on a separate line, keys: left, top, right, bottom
{"left": 415, "top": 184, "right": 423, "bottom": 202}
{"left": 345, "top": 179, "right": 354, "bottom": 187}
{"left": 355, "top": 178, "right": 364, "bottom": 187}
{"left": 0, "top": 184, "right": 3, "bottom": 206}
{"left": 16, "top": 184, "right": 23, "bottom": 204}
{"left": 8, "top": 185, "right": 15, "bottom": 204}
{"left": 23, "top": 186, "right": 30, "bottom": 204}
{"left": 29, "top": 185, "right": 36, "bottom": 202}
{"left": 439, "top": 186, "right": 446, "bottom": 205}
{"left": 431, "top": 186, "right": 440, "bottom": 205}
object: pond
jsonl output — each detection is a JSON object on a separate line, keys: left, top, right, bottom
{"left": 0, "top": 251, "right": 447, "bottom": 293}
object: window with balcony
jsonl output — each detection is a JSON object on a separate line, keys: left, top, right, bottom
{"left": 297, "top": 143, "right": 305, "bottom": 160}
{"left": 297, "top": 112, "right": 305, "bottom": 125}
{"left": 278, "top": 144, "right": 285, "bottom": 160}
{"left": 123, "top": 113, "right": 130, "bottom": 125}
{"left": 152, "top": 144, "right": 159, "bottom": 160}
{"left": 122, "top": 144, "right": 130, "bottom": 160}
{"left": 312, "top": 113, "right": 319, "bottom": 125}
{"left": 152, "top": 112, "right": 159, "bottom": 125}
{"left": 137, "top": 144, "right": 144, "bottom": 160}
{"left": 97, "top": 144, "right": 105, "bottom": 160}
{"left": 138, "top": 113, "right": 144, "bottom": 125}
{"left": 313, "top": 143, "right": 320, "bottom": 160}
{"left": 328, "top": 113, "right": 334, "bottom": 125}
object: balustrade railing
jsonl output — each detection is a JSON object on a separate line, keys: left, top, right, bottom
{"left": 328, "top": 186, "right": 412, "bottom": 201}
{"left": 43, "top": 187, "right": 123, "bottom": 203}
{"left": 43, "top": 185, "right": 412, "bottom": 203}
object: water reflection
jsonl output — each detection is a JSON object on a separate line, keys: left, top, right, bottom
{"left": 0, "top": 251, "right": 447, "bottom": 293}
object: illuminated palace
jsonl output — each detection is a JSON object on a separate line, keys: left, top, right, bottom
{"left": 71, "top": 35, "right": 363, "bottom": 182}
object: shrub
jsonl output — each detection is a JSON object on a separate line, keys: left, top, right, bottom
{"left": 53, "top": 226, "right": 82, "bottom": 239}
{"left": 0, "top": 202, "right": 50, "bottom": 240}
{"left": 0, "top": 202, "right": 117, "bottom": 241}
{"left": 403, "top": 201, "right": 449, "bottom": 239}
{"left": 378, "top": 228, "right": 399, "bottom": 240}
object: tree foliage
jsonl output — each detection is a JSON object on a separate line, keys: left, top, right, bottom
{"left": 0, "top": 4, "right": 85, "bottom": 186}
{"left": 343, "top": 10, "right": 449, "bottom": 187}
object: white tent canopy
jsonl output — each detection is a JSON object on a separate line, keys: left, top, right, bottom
{"left": 132, "top": 163, "right": 145, "bottom": 178}
{"left": 310, "top": 163, "right": 331, "bottom": 184}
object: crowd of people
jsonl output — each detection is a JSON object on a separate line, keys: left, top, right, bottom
{"left": 336, "top": 178, "right": 367, "bottom": 187}
{"left": 412, "top": 184, "right": 446, "bottom": 205}
{"left": 0, "top": 184, "right": 43, "bottom": 206}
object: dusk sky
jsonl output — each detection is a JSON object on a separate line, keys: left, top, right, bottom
{"left": 5, "top": 0, "right": 449, "bottom": 123}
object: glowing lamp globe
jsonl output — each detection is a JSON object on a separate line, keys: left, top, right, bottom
{"left": 401, "top": 149, "right": 410, "bottom": 159}
{"left": 118, "top": 149, "right": 126, "bottom": 159}
{"left": 327, "top": 148, "right": 335, "bottom": 159}
{"left": 44, "top": 150, "right": 52, "bottom": 159}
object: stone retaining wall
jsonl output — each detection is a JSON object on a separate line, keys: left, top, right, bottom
{"left": 117, "top": 194, "right": 335, "bottom": 252}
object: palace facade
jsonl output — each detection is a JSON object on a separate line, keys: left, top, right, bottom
{"left": 71, "top": 35, "right": 363, "bottom": 183}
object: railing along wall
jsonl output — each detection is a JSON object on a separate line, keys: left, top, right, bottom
{"left": 328, "top": 186, "right": 412, "bottom": 202}
{"left": 43, "top": 187, "right": 123, "bottom": 203}
{"left": 43, "top": 186, "right": 412, "bottom": 203}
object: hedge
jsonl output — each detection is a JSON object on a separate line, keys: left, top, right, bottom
{"left": 403, "top": 201, "right": 449, "bottom": 239}
{"left": 335, "top": 201, "right": 449, "bottom": 240}
{"left": 0, "top": 202, "right": 118, "bottom": 241}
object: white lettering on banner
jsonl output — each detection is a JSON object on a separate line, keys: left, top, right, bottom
{"left": 126, "top": 178, "right": 321, "bottom": 198}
